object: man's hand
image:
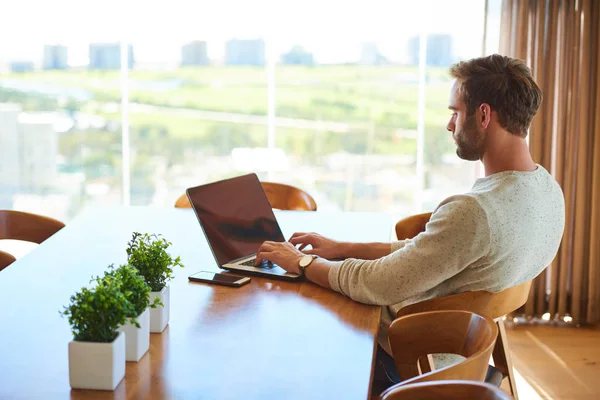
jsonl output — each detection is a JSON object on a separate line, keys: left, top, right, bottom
{"left": 288, "top": 232, "right": 344, "bottom": 260}
{"left": 255, "top": 241, "right": 305, "bottom": 274}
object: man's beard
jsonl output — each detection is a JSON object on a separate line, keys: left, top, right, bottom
{"left": 455, "top": 114, "right": 486, "bottom": 161}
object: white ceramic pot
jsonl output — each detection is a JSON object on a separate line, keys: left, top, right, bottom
{"left": 149, "top": 285, "right": 170, "bottom": 333}
{"left": 68, "top": 331, "right": 125, "bottom": 390}
{"left": 119, "top": 307, "right": 150, "bottom": 362}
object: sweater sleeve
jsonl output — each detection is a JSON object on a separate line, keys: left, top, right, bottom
{"left": 391, "top": 240, "right": 409, "bottom": 252}
{"left": 328, "top": 195, "right": 491, "bottom": 305}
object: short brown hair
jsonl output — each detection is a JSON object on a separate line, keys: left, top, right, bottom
{"left": 449, "top": 54, "right": 542, "bottom": 137}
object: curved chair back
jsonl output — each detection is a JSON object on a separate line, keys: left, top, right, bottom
{"left": 380, "top": 380, "right": 512, "bottom": 400}
{"left": 387, "top": 310, "right": 498, "bottom": 386}
{"left": 395, "top": 212, "right": 432, "bottom": 240}
{"left": 0, "top": 210, "right": 65, "bottom": 244}
{"left": 260, "top": 182, "right": 317, "bottom": 211}
{"left": 175, "top": 181, "right": 317, "bottom": 211}
{"left": 397, "top": 280, "right": 532, "bottom": 320}
{"left": 0, "top": 210, "right": 65, "bottom": 271}
{"left": 0, "top": 250, "right": 17, "bottom": 272}
{"left": 174, "top": 193, "right": 192, "bottom": 208}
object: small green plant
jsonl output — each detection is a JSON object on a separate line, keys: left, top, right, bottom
{"left": 99, "top": 264, "right": 162, "bottom": 321}
{"left": 126, "top": 232, "right": 184, "bottom": 292}
{"left": 61, "top": 275, "right": 136, "bottom": 343}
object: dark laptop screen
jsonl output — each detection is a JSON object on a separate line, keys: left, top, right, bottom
{"left": 187, "top": 173, "right": 285, "bottom": 265}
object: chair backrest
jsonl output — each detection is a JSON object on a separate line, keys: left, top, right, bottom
{"left": 394, "top": 211, "right": 532, "bottom": 319}
{"left": 395, "top": 212, "right": 432, "bottom": 240}
{"left": 388, "top": 310, "right": 498, "bottom": 385}
{"left": 0, "top": 210, "right": 65, "bottom": 244}
{"left": 0, "top": 250, "right": 17, "bottom": 272}
{"left": 380, "top": 380, "right": 512, "bottom": 400}
{"left": 260, "top": 182, "right": 317, "bottom": 211}
{"left": 397, "top": 280, "right": 532, "bottom": 320}
{"left": 174, "top": 193, "right": 192, "bottom": 208}
{"left": 174, "top": 181, "right": 317, "bottom": 211}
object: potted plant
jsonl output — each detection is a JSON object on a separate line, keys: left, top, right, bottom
{"left": 61, "top": 275, "right": 136, "bottom": 390}
{"left": 100, "top": 264, "right": 161, "bottom": 362}
{"left": 126, "top": 232, "right": 184, "bottom": 333}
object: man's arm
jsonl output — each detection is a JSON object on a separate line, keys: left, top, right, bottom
{"left": 290, "top": 232, "right": 408, "bottom": 260}
{"left": 314, "top": 195, "right": 492, "bottom": 306}
{"left": 338, "top": 242, "right": 394, "bottom": 260}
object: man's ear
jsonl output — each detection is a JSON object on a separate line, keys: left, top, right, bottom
{"left": 480, "top": 103, "right": 492, "bottom": 129}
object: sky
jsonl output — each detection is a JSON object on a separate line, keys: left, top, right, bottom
{"left": 0, "top": 0, "right": 501, "bottom": 66}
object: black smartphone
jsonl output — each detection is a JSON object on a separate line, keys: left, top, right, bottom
{"left": 188, "top": 271, "right": 251, "bottom": 287}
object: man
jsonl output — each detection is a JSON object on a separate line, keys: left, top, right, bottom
{"left": 255, "top": 54, "right": 565, "bottom": 386}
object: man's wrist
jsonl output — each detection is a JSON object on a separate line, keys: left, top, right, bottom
{"left": 303, "top": 257, "right": 334, "bottom": 290}
{"left": 339, "top": 242, "right": 355, "bottom": 259}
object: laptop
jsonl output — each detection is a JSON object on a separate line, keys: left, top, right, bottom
{"left": 186, "top": 173, "right": 302, "bottom": 281}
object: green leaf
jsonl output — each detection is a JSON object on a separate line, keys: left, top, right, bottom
{"left": 60, "top": 264, "right": 140, "bottom": 342}
{"left": 126, "top": 232, "right": 184, "bottom": 292}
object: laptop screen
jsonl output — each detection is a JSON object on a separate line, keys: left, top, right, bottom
{"left": 187, "top": 173, "right": 286, "bottom": 265}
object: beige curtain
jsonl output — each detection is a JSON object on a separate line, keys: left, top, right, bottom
{"left": 500, "top": 0, "right": 600, "bottom": 324}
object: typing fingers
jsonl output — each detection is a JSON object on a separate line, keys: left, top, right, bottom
{"left": 289, "top": 232, "right": 308, "bottom": 240}
{"left": 255, "top": 251, "right": 267, "bottom": 265}
{"left": 255, "top": 246, "right": 276, "bottom": 265}
{"left": 261, "top": 241, "right": 278, "bottom": 250}
{"left": 289, "top": 234, "right": 313, "bottom": 245}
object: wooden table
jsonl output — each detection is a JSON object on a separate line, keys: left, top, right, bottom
{"left": 0, "top": 207, "right": 392, "bottom": 400}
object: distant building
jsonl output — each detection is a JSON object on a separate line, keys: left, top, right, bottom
{"left": 0, "top": 104, "right": 22, "bottom": 205}
{"left": 43, "top": 45, "right": 69, "bottom": 70}
{"left": 9, "top": 61, "right": 34, "bottom": 73}
{"left": 225, "top": 39, "right": 265, "bottom": 66}
{"left": 89, "top": 43, "right": 134, "bottom": 70}
{"left": 181, "top": 41, "right": 209, "bottom": 66}
{"left": 360, "top": 42, "right": 387, "bottom": 65}
{"left": 408, "top": 34, "right": 454, "bottom": 66}
{"left": 18, "top": 113, "right": 58, "bottom": 189}
{"left": 280, "top": 46, "right": 314, "bottom": 66}
{"left": 0, "top": 104, "right": 58, "bottom": 198}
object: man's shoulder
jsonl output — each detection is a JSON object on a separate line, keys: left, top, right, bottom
{"left": 469, "top": 166, "right": 564, "bottom": 211}
{"left": 426, "top": 194, "right": 492, "bottom": 249}
{"left": 432, "top": 194, "right": 489, "bottom": 225}
{"left": 434, "top": 193, "right": 486, "bottom": 214}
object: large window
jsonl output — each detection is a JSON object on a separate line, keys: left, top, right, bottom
{"left": 0, "top": 0, "right": 500, "bottom": 223}
{"left": 0, "top": 1, "right": 126, "bottom": 222}
{"left": 126, "top": 1, "right": 271, "bottom": 206}
{"left": 271, "top": 1, "right": 420, "bottom": 214}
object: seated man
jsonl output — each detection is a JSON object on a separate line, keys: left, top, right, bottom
{"left": 255, "top": 54, "right": 565, "bottom": 387}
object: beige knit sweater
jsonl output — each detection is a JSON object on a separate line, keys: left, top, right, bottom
{"left": 328, "top": 165, "right": 565, "bottom": 354}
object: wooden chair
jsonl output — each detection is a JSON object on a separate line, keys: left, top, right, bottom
{"left": 384, "top": 310, "right": 497, "bottom": 389}
{"left": 174, "top": 181, "right": 317, "bottom": 211}
{"left": 395, "top": 212, "right": 432, "bottom": 240}
{"left": 380, "top": 380, "right": 512, "bottom": 400}
{"left": 394, "top": 211, "right": 530, "bottom": 399}
{"left": 0, "top": 250, "right": 17, "bottom": 272}
{"left": 0, "top": 210, "right": 65, "bottom": 270}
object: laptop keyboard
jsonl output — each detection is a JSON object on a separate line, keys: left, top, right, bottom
{"left": 240, "top": 259, "right": 274, "bottom": 269}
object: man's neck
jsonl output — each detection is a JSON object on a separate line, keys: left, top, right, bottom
{"left": 481, "top": 132, "right": 537, "bottom": 177}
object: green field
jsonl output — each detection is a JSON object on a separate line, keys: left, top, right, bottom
{"left": 0, "top": 65, "right": 456, "bottom": 176}
{"left": 1, "top": 65, "right": 452, "bottom": 124}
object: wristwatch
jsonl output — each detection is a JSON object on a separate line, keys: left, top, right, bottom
{"left": 298, "top": 254, "right": 318, "bottom": 273}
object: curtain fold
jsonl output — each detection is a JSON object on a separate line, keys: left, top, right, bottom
{"left": 500, "top": 0, "right": 600, "bottom": 324}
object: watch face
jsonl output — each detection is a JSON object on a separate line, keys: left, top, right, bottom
{"left": 300, "top": 255, "right": 313, "bottom": 267}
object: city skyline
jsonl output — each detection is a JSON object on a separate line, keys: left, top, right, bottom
{"left": 0, "top": 0, "right": 500, "bottom": 67}
{"left": 2, "top": 36, "right": 459, "bottom": 71}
